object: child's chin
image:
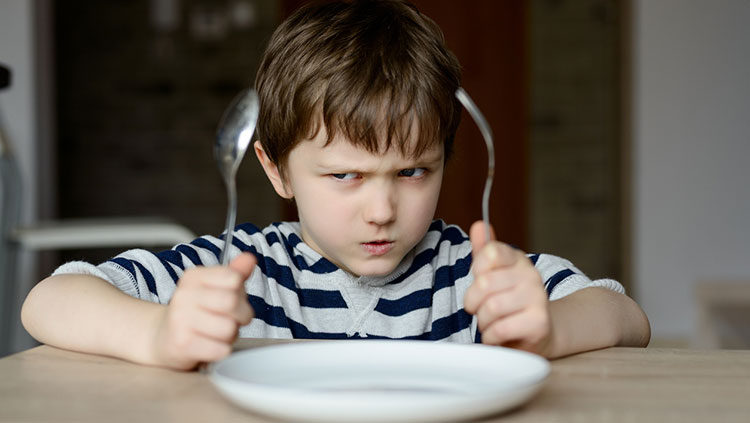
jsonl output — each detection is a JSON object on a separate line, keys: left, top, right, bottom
{"left": 351, "top": 260, "right": 400, "bottom": 278}
{"left": 359, "top": 269, "right": 395, "bottom": 277}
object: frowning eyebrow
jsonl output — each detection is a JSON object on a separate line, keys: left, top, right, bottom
{"left": 317, "top": 152, "right": 444, "bottom": 172}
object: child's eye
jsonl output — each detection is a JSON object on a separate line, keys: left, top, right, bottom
{"left": 399, "top": 168, "right": 426, "bottom": 177}
{"left": 331, "top": 172, "right": 358, "bottom": 180}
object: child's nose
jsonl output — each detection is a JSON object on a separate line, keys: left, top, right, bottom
{"left": 363, "top": 185, "right": 396, "bottom": 225}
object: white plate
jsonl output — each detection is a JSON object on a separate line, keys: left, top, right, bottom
{"left": 209, "top": 340, "right": 549, "bottom": 423}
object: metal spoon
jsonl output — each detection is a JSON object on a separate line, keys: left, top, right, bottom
{"left": 214, "top": 88, "right": 259, "bottom": 265}
{"left": 455, "top": 87, "right": 495, "bottom": 242}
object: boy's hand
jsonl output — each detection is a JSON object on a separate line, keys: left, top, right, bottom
{"left": 463, "top": 221, "right": 553, "bottom": 356}
{"left": 149, "top": 253, "right": 256, "bottom": 370}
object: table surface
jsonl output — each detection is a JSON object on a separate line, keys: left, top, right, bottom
{"left": 2, "top": 339, "right": 750, "bottom": 423}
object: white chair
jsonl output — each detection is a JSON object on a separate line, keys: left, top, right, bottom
{"left": 0, "top": 64, "right": 196, "bottom": 356}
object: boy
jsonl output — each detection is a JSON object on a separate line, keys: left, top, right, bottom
{"left": 21, "top": 0, "right": 650, "bottom": 371}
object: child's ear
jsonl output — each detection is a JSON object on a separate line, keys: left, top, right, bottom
{"left": 254, "top": 140, "right": 293, "bottom": 199}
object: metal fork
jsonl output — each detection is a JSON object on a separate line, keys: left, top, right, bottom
{"left": 455, "top": 87, "right": 495, "bottom": 242}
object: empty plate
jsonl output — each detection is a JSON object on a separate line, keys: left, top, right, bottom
{"left": 210, "top": 340, "right": 549, "bottom": 422}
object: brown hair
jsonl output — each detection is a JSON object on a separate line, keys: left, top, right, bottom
{"left": 255, "top": 0, "right": 462, "bottom": 176}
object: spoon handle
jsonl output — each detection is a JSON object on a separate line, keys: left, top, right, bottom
{"left": 220, "top": 176, "right": 237, "bottom": 266}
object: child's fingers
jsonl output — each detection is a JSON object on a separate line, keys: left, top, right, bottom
{"left": 227, "top": 253, "right": 255, "bottom": 323}
{"left": 236, "top": 298, "right": 254, "bottom": 325}
{"left": 197, "top": 288, "right": 240, "bottom": 313}
{"left": 471, "top": 239, "right": 520, "bottom": 278}
{"left": 464, "top": 267, "right": 522, "bottom": 314}
{"left": 181, "top": 253, "right": 255, "bottom": 292}
{"left": 158, "top": 322, "right": 233, "bottom": 370}
{"left": 181, "top": 335, "right": 233, "bottom": 364}
{"left": 473, "top": 289, "right": 527, "bottom": 332}
{"left": 183, "top": 267, "right": 245, "bottom": 291}
{"left": 480, "top": 310, "right": 549, "bottom": 347}
{"left": 196, "top": 287, "right": 250, "bottom": 321}
{"left": 469, "top": 220, "right": 495, "bottom": 252}
{"left": 189, "top": 308, "right": 240, "bottom": 343}
{"left": 228, "top": 252, "right": 257, "bottom": 281}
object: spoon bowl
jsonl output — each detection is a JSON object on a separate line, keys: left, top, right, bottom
{"left": 214, "top": 88, "right": 260, "bottom": 265}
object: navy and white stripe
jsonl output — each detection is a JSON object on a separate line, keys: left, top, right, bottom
{"left": 53, "top": 220, "right": 624, "bottom": 342}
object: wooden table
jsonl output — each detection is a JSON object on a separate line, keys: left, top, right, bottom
{"left": 2, "top": 340, "right": 749, "bottom": 422}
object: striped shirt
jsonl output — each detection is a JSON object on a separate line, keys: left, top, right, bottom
{"left": 53, "top": 220, "right": 624, "bottom": 342}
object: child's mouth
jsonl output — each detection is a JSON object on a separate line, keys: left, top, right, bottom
{"left": 361, "top": 241, "right": 394, "bottom": 256}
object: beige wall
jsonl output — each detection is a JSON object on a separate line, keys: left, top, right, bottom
{"left": 633, "top": 0, "right": 750, "bottom": 343}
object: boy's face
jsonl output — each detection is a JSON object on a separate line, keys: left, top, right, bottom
{"left": 257, "top": 126, "right": 444, "bottom": 277}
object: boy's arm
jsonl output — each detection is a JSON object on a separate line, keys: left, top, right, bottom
{"left": 21, "top": 253, "right": 256, "bottom": 370}
{"left": 464, "top": 221, "right": 650, "bottom": 358}
{"left": 545, "top": 287, "right": 650, "bottom": 358}
{"left": 22, "top": 273, "right": 169, "bottom": 364}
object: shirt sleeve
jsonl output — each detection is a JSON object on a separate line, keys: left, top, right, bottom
{"left": 52, "top": 235, "right": 226, "bottom": 304}
{"left": 529, "top": 253, "right": 625, "bottom": 301}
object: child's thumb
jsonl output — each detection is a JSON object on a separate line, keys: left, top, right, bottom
{"left": 229, "top": 252, "right": 257, "bottom": 281}
{"left": 469, "top": 220, "right": 496, "bottom": 253}
{"left": 469, "top": 221, "right": 518, "bottom": 271}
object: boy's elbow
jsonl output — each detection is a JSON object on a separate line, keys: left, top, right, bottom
{"left": 634, "top": 305, "right": 652, "bottom": 347}
{"left": 20, "top": 277, "right": 48, "bottom": 338}
{"left": 21, "top": 275, "right": 66, "bottom": 340}
{"left": 616, "top": 290, "right": 651, "bottom": 348}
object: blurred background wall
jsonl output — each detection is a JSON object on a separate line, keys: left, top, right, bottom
{"left": 1, "top": 0, "right": 749, "bottom": 355}
{"left": 0, "top": 0, "right": 44, "bottom": 356}
{"left": 633, "top": 0, "right": 750, "bottom": 346}
{"left": 54, "top": 0, "right": 281, "bottom": 258}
